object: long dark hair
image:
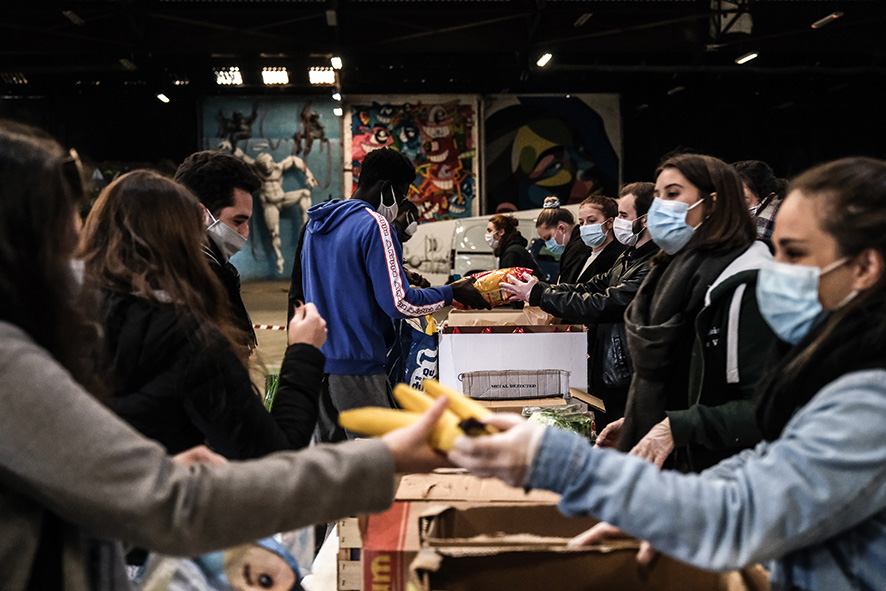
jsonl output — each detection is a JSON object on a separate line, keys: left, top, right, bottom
{"left": 0, "top": 120, "right": 105, "bottom": 394}
{"left": 489, "top": 213, "right": 521, "bottom": 258}
{"left": 655, "top": 153, "right": 756, "bottom": 260}
{"left": 77, "top": 170, "right": 249, "bottom": 365}
{"left": 755, "top": 157, "right": 886, "bottom": 440}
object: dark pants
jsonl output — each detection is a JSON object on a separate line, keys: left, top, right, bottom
{"left": 314, "top": 373, "right": 397, "bottom": 443}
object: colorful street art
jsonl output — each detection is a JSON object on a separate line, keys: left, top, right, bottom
{"left": 345, "top": 96, "right": 479, "bottom": 221}
{"left": 483, "top": 94, "right": 622, "bottom": 214}
{"left": 201, "top": 97, "right": 342, "bottom": 279}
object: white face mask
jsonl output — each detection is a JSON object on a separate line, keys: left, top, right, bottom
{"left": 377, "top": 183, "right": 400, "bottom": 223}
{"left": 404, "top": 220, "right": 418, "bottom": 236}
{"left": 206, "top": 211, "right": 247, "bottom": 261}
{"left": 612, "top": 216, "right": 639, "bottom": 247}
{"left": 485, "top": 232, "right": 500, "bottom": 249}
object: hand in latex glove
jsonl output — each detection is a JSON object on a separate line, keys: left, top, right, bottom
{"left": 288, "top": 302, "right": 328, "bottom": 348}
{"left": 447, "top": 413, "right": 545, "bottom": 488}
{"left": 382, "top": 397, "right": 454, "bottom": 473}
{"left": 594, "top": 417, "right": 624, "bottom": 449}
{"left": 629, "top": 417, "right": 674, "bottom": 469}
{"left": 499, "top": 274, "right": 538, "bottom": 303}
{"left": 568, "top": 522, "right": 659, "bottom": 567}
{"left": 450, "top": 277, "right": 492, "bottom": 310}
{"left": 172, "top": 445, "right": 228, "bottom": 468}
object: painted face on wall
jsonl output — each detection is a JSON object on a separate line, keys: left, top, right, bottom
{"left": 512, "top": 118, "right": 599, "bottom": 210}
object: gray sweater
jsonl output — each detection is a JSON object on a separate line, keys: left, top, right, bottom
{"left": 0, "top": 321, "right": 396, "bottom": 590}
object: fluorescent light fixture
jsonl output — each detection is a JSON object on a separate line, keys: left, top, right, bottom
{"left": 326, "top": 9, "right": 338, "bottom": 27}
{"left": 156, "top": 93, "right": 170, "bottom": 103}
{"left": 119, "top": 58, "right": 137, "bottom": 71}
{"left": 811, "top": 12, "right": 843, "bottom": 29}
{"left": 332, "top": 92, "right": 342, "bottom": 101}
{"left": 309, "top": 67, "right": 335, "bottom": 85}
{"left": 261, "top": 67, "right": 289, "bottom": 85}
{"left": 574, "top": 13, "right": 592, "bottom": 28}
{"left": 1, "top": 72, "right": 28, "bottom": 85}
{"left": 667, "top": 85, "right": 685, "bottom": 96}
{"left": 536, "top": 53, "right": 553, "bottom": 67}
{"left": 62, "top": 10, "right": 85, "bottom": 26}
{"left": 331, "top": 56, "right": 343, "bottom": 70}
{"left": 214, "top": 67, "right": 243, "bottom": 86}
{"left": 333, "top": 107, "right": 343, "bottom": 117}
{"left": 735, "top": 51, "right": 759, "bottom": 65}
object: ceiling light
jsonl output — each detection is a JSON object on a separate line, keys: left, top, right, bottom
{"left": 811, "top": 12, "right": 843, "bottom": 29}
{"left": 1, "top": 72, "right": 28, "bottom": 85}
{"left": 331, "top": 56, "right": 343, "bottom": 70}
{"left": 62, "top": 10, "right": 85, "bottom": 26}
{"left": 326, "top": 9, "right": 338, "bottom": 27}
{"left": 214, "top": 67, "right": 243, "bottom": 86}
{"left": 574, "top": 13, "right": 592, "bottom": 28}
{"left": 735, "top": 51, "right": 759, "bottom": 65}
{"left": 333, "top": 107, "right": 343, "bottom": 117}
{"left": 309, "top": 67, "right": 335, "bottom": 85}
{"left": 262, "top": 67, "right": 289, "bottom": 85}
{"left": 156, "top": 93, "right": 170, "bottom": 103}
{"left": 667, "top": 85, "right": 685, "bottom": 96}
{"left": 536, "top": 53, "right": 553, "bottom": 68}
{"left": 332, "top": 91, "right": 342, "bottom": 101}
{"left": 173, "top": 77, "right": 189, "bottom": 86}
{"left": 119, "top": 58, "right": 137, "bottom": 71}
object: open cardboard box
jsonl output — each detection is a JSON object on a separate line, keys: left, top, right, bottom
{"left": 411, "top": 503, "right": 769, "bottom": 591}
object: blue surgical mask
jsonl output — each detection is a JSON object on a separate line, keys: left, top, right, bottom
{"left": 580, "top": 223, "right": 607, "bottom": 248}
{"left": 544, "top": 236, "right": 565, "bottom": 255}
{"left": 756, "top": 257, "right": 854, "bottom": 345}
{"left": 646, "top": 197, "right": 705, "bottom": 255}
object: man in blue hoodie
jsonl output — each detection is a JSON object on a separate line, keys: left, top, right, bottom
{"left": 301, "top": 148, "right": 489, "bottom": 442}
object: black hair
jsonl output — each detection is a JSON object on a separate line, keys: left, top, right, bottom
{"left": 174, "top": 150, "right": 261, "bottom": 216}
{"left": 732, "top": 160, "right": 787, "bottom": 208}
{"left": 358, "top": 148, "right": 415, "bottom": 189}
{"left": 620, "top": 182, "right": 655, "bottom": 217}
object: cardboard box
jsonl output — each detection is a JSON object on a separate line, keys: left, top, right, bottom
{"left": 460, "top": 368, "right": 571, "bottom": 399}
{"left": 446, "top": 307, "right": 555, "bottom": 327}
{"left": 412, "top": 503, "right": 769, "bottom": 591}
{"left": 475, "top": 388, "right": 606, "bottom": 416}
{"left": 438, "top": 326, "right": 587, "bottom": 395}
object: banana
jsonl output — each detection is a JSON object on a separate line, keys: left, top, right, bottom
{"left": 338, "top": 406, "right": 462, "bottom": 451}
{"left": 393, "top": 384, "right": 463, "bottom": 423}
{"left": 421, "top": 379, "right": 498, "bottom": 433}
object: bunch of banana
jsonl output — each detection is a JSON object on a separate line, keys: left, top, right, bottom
{"left": 337, "top": 379, "right": 497, "bottom": 451}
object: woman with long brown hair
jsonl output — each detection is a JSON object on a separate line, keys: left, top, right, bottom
{"left": 78, "top": 169, "right": 325, "bottom": 459}
{"left": 0, "top": 119, "right": 447, "bottom": 590}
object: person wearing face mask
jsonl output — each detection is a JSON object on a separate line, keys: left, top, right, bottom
{"left": 596, "top": 154, "right": 776, "bottom": 472}
{"left": 570, "top": 195, "right": 624, "bottom": 284}
{"left": 486, "top": 213, "right": 542, "bottom": 278}
{"left": 501, "top": 183, "right": 657, "bottom": 429}
{"left": 533, "top": 196, "right": 590, "bottom": 284}
{"left": 732, "top": 159, "right": 788, "bottom": 241}
{"left": 300, "top": 148, "right": 489, "bottom": 443}
{"left": 446, "top": 157, "right": 886, "bottom": 591}
{"left": 175, "top": 150, "right": 262, "bottom": 351}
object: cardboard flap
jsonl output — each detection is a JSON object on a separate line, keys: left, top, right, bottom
{"left": 395, "top": 470, "right": 560, "bottom": 503}
{"left": 569, "top": 387, "right": 606, "bottom": 412}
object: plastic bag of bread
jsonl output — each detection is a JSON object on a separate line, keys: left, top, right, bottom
{"left": 467, "top": 267, "right": 534, "bottom": 308}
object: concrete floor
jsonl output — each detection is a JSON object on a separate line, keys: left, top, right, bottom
{"left": 241, "top": 280, "right": 291, "bottom": 380}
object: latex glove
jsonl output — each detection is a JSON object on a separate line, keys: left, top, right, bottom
{"left": 450, "top": 276, "right": 492, "bottom": 310}
{"left": 448, "top": 413, "right": 545, "bottom": 488}
{"left": 629, "top": 417, "right": 674, "bottom": 469}
{"left": 594, "top": 417, "right": 624, "bottom": 449}
{"left": 499, "top": 274, "right": 538, "bottom": 303}
{"left": 568, "top": 522, "right": 659, "bottom": 567}
{"left": 172, "top": 445, "right": 228, "bottom": 468}
{"left": 288, "top": 302, "right": 328, "bottom": 348}
{"left": 382, "top": 397, "right": 454, "bottom": 473}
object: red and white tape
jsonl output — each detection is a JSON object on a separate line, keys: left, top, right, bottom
{"left": 253, "top": 324, "right": 287, "bottom": 332}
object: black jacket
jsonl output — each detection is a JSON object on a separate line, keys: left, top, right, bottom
{"left": 103, "top": 291, "right": 324, "bottom": 459}
{"left": 572, "top": 238, "right": 626, "bottom": 285}
{"left": 497, "top": 231, "right": 541, "bottom": 276}
{"left": 556, "top": 226, "right": 593, "bottom": 284}
{"left": 204, "top": 237, "right": 257, "bottom": 349}
{"left": 529, "top": 240, "right": 659, "bottom": 420}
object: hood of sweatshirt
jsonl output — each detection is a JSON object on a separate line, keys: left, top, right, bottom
{"left": 307, "top": 198, "right": 375, "bottom": 235}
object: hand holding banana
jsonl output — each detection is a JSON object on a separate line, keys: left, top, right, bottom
{"left": 338, "top": 379, "right": 497, "bottom": 452}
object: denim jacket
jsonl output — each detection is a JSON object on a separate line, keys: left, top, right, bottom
{"left": 527, "top": 369, "right": 886, "bottom": 591}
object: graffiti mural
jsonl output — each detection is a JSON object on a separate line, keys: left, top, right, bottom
{"left": 484, "top": 94, "right": 622, "bottom": 214}
{"left": 201, "top": 97, "right": 342, "bottom": 279}
{"left": 344, "top": 96, "right": 479, "bottom": 221}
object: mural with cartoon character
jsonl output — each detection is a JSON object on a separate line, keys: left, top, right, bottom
{"left": 344, "top": 96, "right": 479, "bottom": 223}
{"left": 202, "top": 97, "right": 342, "bottom": 280}
{"left": 483, "top": 94, "right": 622, "bottom": 214}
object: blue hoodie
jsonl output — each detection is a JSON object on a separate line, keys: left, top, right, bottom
{"left": 302, "top": 199, "right": 453, "bottom": 375}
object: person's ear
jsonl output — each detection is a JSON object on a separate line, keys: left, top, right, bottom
{"left": 710, "top": 192, "right": 717, "bottom": 202}
{"left": 851, "top": 248, "right": 885, "bottom": 291}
